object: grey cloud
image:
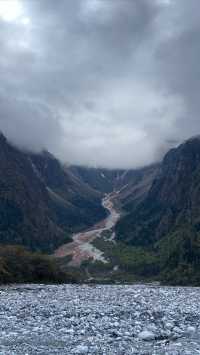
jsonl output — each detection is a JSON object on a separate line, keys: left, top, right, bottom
{"left": 0, "top": 0, "right": 199, "bottom": 168}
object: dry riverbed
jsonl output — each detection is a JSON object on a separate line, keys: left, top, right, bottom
{"left": 54, "top": 193, "right": 121, "bottom": 266}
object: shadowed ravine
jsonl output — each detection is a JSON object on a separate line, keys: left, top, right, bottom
{"left": 54, "top": 193, "right": 121, "bottom": 266}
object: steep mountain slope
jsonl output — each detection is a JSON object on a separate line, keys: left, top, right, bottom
{"left": 0, "top": 131, "right": 157, "bottom": 254}
{"left": 69, "top": 166, "right": 123, "bottom": 193}
{"left": 0, "top": 134, "right": 65, "bottom": 252}
{"left": 115, "top": 164, "right": 160, "bottom": 211}
{"left": 115, "top": 137, "right": 200, "bottom": 284}
{"left": 2, "top": 130, "right": 200, "bottom": 284}
{"left": 29, "top": 152, "right": 107, "bottom": 232}
{"left": 70, "top": 165, "right": 159, "bottom": 205}
{"left": 116, "top": 137, "right": 200, "bottom": 246}
{"left": 0, "top": 134, "right": 106, "bottom": 252}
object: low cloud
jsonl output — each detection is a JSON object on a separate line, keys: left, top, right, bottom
{"left": 0, "top": 0, "right": 199, "bottom": 168}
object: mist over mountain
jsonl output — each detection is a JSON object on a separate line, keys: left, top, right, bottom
{"left": 0, "top": 133, "right": 107, "bottom": 252}
{"left": 1, "top": 0, "right": 200, "bottom": 288}
{"left": 1, "top": 128, "right": 200, "bottom": 286}
{"left": 1, "top": 0, "right": 200, "bottom": 168}
{"left": 2, "top": 3, "right": 200, "bottom": 354}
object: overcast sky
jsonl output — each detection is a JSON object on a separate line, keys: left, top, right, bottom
{"left": 0, "top": 0, "right": 199, "bottom": 168}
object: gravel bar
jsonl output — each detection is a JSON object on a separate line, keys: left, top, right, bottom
{"left": 0, "top": 284, "right": 200, "bottom": 354}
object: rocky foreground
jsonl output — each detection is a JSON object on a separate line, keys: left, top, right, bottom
{"left": 0, "top": 284, "right": 200, "bottom": 354}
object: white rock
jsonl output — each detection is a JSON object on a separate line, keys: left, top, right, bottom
{"left": 138, "top": 330, "right": 155, "bottom": 341}
{"left": 165, "top": 322, "right": 174, "bottom": 330}
{"left": 74, "top": 345, "right": 89, "bottom": 353}
{"left": 186, "top": 326, "right": 196, "bottom": 334}
{"left": 113, "top": 321, "right": 120, "bottom": 327}
{"left": 173, "top": 326, "right": 183, "bottom": 334}
{"left": 65, "top": 328, "right": 74, "bottom": 334}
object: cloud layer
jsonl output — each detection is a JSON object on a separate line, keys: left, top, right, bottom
{"left": 0, "top": 0, "right": 199, "bottom": 168}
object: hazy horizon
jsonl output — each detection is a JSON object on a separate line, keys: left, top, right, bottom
{"left": 0, "top": 0, "right": 199, "bottom": 168}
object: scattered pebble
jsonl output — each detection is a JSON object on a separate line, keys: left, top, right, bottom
{"left": 0, "top": 284, "right": 200, "bottom": 354}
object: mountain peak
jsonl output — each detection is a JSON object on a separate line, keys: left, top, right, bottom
{"left": 0, "top": 132, "right": 7, "bottom": 144}
{"left": 184, "top": 135, "right": 200, "bottom": 144}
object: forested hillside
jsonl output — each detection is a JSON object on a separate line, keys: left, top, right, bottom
{"left": 116, "top": 137, "right": 200, "bottom": 284}
{"left": 0, "top": 133, "right": 106, "bottom": 253}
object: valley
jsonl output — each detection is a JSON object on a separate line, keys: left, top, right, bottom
{"left": 1, "top": 2, "right": 200, "bottom": 353}
{"left": 1, "top": 132, "right": 200, "bottom": 286}
{"left": 54, "top": 192, "right": 121, "bottom": 266}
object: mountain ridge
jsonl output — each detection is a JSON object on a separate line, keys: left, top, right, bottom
{"left": 2, "top": 132, "right": 200, "bottom": 285}
{"left": 0, "top": 133, "right": 107, "bottom": 252}
{"left": 116, "top": 136, "right": 200, "bottom": 245}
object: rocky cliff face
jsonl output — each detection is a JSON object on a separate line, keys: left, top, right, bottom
{"left": 115, "top": 164, "right": 160, "bottom": 211}
{"left": 116, "top": 137, "right": 200, "bottom": 246}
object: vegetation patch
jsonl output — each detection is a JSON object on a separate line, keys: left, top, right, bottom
{"left": 0, "top": 245, "right": 77, "bottom": 284}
